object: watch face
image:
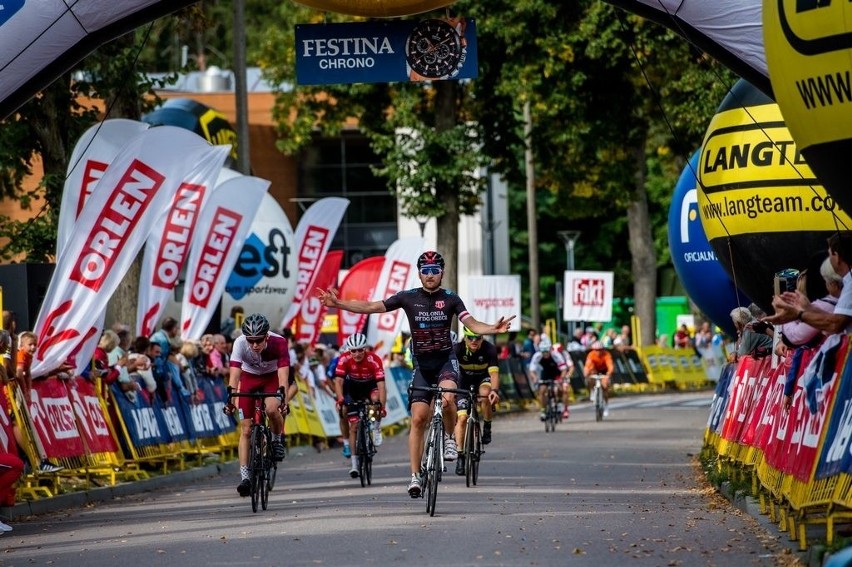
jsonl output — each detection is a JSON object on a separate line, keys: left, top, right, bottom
{"left": 405, "top": 19, "right": 464, "bottom": 79}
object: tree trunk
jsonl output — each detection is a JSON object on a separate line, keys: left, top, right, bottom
{"left": 627, "top": 142, "right": 656, "bottom": 347}
{"left": 434, "top": 81, "right": 459, "bottom": 294}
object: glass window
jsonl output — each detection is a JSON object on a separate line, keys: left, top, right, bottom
{"left": 298, "top": 132, "right": 398, "bottom": 269}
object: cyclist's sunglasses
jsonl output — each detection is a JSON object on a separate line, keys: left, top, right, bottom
{"left": 349, "top": 348, "right": 366, "bottom": 354}
{"left": 245, "top": 335, "right": 267, "bottom": 345}
{"left": 419, "top": 265, "right": 442, "bottom": 276}
{"left": 465, "top": 335, "right": 483, "bottom": 341}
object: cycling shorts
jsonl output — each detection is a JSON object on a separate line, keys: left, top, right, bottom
{"left": 234, "top": 371, "right": 280, "bottom": 419}
{"left": 343, "top": 379, "right": 379, "bottom": 413}
{"left": 409, "top": 355, "right": 459, "bottom": 405}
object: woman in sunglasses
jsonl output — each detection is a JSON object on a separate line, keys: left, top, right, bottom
{"left": 316, "top": 250, "right": 515, "bottom": 498}
{"left": 224, "top": 313, "right": 298, "bottom": 498}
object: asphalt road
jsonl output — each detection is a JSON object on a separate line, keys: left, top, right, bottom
{"left": 4, "top": 392, "right": 805, "bottom": 566}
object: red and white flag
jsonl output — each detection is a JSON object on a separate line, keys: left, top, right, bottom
{"left": 336, "top": 256, "right": 384, "bottom": 347}
{"left": 280, "top": 197, "right": 349, "bottom": 330}
{"left": 294, "top": 250, "right": 343, "bottom": 346}
{"left": 57, "top": 118, "right": 150, "bottom": 374}
{"left": 366, "top": 236, "right": 424, "bottom": 358}
{"left": 179, "top": 176, "right": 270, "bottom": 340}
{"left": 136, "top": 145, "right": 230, "bottom": 337}
{"left": 58, "top": 118, "right": 150, "bottom": 255}
{"left": 31, "top": 126, "right": 220, "bottom": 377}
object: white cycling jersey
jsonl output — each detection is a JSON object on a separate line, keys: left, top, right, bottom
{"left": 229, "top": 332, "right": 290, "bottom": 376}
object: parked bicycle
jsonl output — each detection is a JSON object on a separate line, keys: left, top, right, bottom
{"left": 411, "top": 384, "right": 471, "bottom": 516}
{"left": 540, "top": 379, "right": 560, "bottom": 433}
{"left": 461, "top": 384, "right": 485, "bottom": 487}
{"left": 348, "top": 400, "right": 379, "bottom": 487}
{"left": 590, "top": 374, "right": 605, "bottom": 422}
{"left": 228, "top": 391, "right": 282, "bottom": 512}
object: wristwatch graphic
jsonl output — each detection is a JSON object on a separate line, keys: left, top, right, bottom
{"left": 405, "top": 19, "right": 464, "bottom": 79}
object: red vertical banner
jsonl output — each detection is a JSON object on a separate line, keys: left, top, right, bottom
{"left": 295, "top": 250, "right": 343, "bottom": 346}
{"left": 336, "top": 256, "right": 384, "bottom": 347}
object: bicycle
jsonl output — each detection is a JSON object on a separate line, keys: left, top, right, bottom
{"left": 411, "top": 384, "right": 471, "bottom": 516}
{"left": 461, "top": 385, "right": 485, "bottom": 487}
{"left": 590, "top": 374, "right": 605, "bottom": 422}
{"left": 229, "top": 391, "right": 282, "bottom": 512}
{"left": 348, "top": 400, "right": 379, "bottom": 487}
{"left": 540, "top": 379, "right": 560, "bottom": 433}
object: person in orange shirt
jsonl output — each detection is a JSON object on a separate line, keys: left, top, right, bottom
{"left": 583, "top": 341, "right": 614, "bottom": 416}
{"left": 14, "top": 332, "right": 36, "bottom": 401}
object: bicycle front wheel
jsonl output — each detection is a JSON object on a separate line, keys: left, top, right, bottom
{"left": 249, "top": 426, "right": 262, "bottom": 513}
{"left": 464, "top": 414, "right": 475, "bottom": 488}
{"left": 260, "top": 430, "right": 271, "bottom": 510}
{"left": 357, "top": 418, "right": 369, "bottom": 488}
{"left": 426, "top": 419, "right": 442, "bottom": 516}
{"left": 595, "top": 387, "right": 604, "bottom": 422}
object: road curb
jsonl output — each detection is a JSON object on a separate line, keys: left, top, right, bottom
{"left": 719, "top": 481, "right": 825, "bottom": 567}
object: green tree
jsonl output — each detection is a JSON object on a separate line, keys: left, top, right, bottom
{"left": 256, "top": 5, "right": 488, "bottom": 292}
{"left": 466, "top": 0, "right": 734, "bottom": 343}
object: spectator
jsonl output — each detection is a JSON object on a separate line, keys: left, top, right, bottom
{"left": 176, "top": 340, "right": 201, "bottom": 403}
{"left": 567, "top": 327, "right": 585, "bottom": 351}
{"left": 776, "top": 254, "right": 842, "bottom": 410}
{"left": 615, "top": 324, "right": 632, "bottom": 347}
{"left": 220, "top": 305, "right": 244, "bottom": 340}
{"left": 674, "top": 324, "right": 692, "bottom": 349}
{"left": 128, "top": 336, "right": 157, "bottom": 397}
{"left": 521, "top": 329, "right": 537, "bottom": 366}
{"left": 729, "top": 307, "right": 773, "bottom": 361}
{"left": 765, "top": 232, "right": 852, "bottom": 335}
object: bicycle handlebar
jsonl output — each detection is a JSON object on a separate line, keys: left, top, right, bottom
{"left": 410, "top": 385, "right": 474, "bottom": 398}
{"left": 228, "top": 392, "right": 284, "bottom": 400}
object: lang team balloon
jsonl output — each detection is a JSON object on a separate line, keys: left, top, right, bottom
{"left": 697, "top": 79, "right": 852, "bottom": 313}
{"left": 667, "top": 151, "right": 750, "bottom": 338}
{"left": 763, "top": 1, "right": 852, "bottom": 219}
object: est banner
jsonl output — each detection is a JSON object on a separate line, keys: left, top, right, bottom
{"left": 295, "top": 17, "right": 478, "bottom": 85}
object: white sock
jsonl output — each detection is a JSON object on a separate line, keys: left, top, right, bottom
{"left": 240, "top": 466, "right": 250, "bottom": 480}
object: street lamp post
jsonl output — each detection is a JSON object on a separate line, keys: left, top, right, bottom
{"left": 557, "top": 230, "right": 582, "bottom": 339}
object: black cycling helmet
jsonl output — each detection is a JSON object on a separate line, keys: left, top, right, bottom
{"left": 417, "top": 250, "right": 445, "bottom": 269}
{"left": 241, "top": 313, "right": 270, "bottom": 338}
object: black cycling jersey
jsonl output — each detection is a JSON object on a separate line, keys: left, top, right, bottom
{"left": 454, "top": 339, "right": 499, "bottom": 385}
{"left": 383, "top": 287, "right": 470, "bottom": 360}
{"left": 537, "top": 355, "right": 563, "bottom": 382}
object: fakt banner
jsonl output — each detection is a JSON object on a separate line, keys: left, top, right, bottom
{"left": 295, "top": 16, "right": 478, "bottom": 85}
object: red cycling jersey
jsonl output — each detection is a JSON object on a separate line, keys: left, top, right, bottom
{"left": 334, "top": 351, "right": 385, "bottom": 383}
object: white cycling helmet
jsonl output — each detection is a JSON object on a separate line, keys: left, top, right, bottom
{"left": 344, "top": 333, "right": 368, "bottom": 351}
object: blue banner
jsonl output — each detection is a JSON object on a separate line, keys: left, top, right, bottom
{"left": 198, "top": 375, "right": 237, "bottom": 435}
{"left": 389, "top": 366, "right": 412, "bottom": 410}
{"left": 707, "top": 362, "right": 735, "bottom": 434}
{"left": 296, "top": 17, "right": 478, "bottom": 85}
{"left": 815, "top": 355, "right": 852, "bottom": 478}
{"left": 111, "top": 383, "right": 170, "bottom": 448}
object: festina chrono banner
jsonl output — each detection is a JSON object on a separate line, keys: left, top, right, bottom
{"left": 295, "top": 17, "right": 478, "bottom": 85}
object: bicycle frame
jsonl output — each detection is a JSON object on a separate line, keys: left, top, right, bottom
{"left": 591, "top": 374, "right": 605, "bottom": 422}
{"left": 348, "top": 400, "right": 378, "bottom": 487}
{"left": 540, "top": 379, "right": 560, "bottom": 432}
{"left": 411, "top": 384, "right": 471, "bottom": 516}
{"left": 229, "top": 391, "right": 282, "bottom": 512}
{"left": 462, "top": 384, "right": 485, "bottom": 487}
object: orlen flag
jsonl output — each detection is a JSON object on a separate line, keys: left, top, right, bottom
{"left": 294, "top": 250, "right": 343, "bottom": 345}
{"left": 466, "top": 275, "right": 521, "bottom": 332}
{"left": 366, "top": 236, "right": 424, "bottom": 358}
{"left": 336, "top": 256, "right": 384, "bottom": 346}
{"left": 31, "top": 126, "right": 219, "bottom": 377}
{"left": 136, "top": 145, "right": 230, "bottom": 337}
{"left": 180, "top": 175, "right": 270, "bottom": 340}
{"left": 58, "top": 118, "right": 150, "bottom": 255}
{"left": 280, "top": 197, "right": 349, "bottom": 329}
{"left": 562, "top": 270, "right": 614, "bottom": 323}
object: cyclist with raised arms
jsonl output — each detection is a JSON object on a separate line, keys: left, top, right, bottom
{"left": 316, "top": 250, "right": 515, "bottom": 498}
{"left": 530, "top": 341, "right": 571, "bottom": 421}
{"left": 583, "top": 340, "right": 614, "bottom": 416}
{"left": 453, "top": 326, "right": 501, "bottom": 476}
{"left": 223, "top": 313, "right": 297, "bottom": 497}
{"left": 334, "top": 332, "right": 387, "bottom": 479}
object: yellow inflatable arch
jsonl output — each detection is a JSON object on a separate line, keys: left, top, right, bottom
{"left": 294, "top": 0, "right": 457, "bottom": 18}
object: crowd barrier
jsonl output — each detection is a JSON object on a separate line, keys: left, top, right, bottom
{"left": 703, "top": 334, "right": 852, "bottom": 550}
{"left": 6, "top": 346, "right": 709, "bottom": 504}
